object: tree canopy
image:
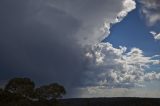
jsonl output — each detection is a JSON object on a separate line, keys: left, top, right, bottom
{"left": 35, "top": 83, "right": 66, "bottom": 100}
{"left": 4, "top": 77, "right": 35, "bottom": 98}
{"left": 1, "top": 77, "right": 66, "bottom": 102}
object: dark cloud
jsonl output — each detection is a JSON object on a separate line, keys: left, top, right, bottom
{"left": 0, "top": 0, "right": 85, "bottom": 89}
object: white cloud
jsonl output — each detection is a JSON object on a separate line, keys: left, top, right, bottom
{"left": 85, "top": 42, "right": 160, "bottom": 88}
{"left": 150, "top": 31, "right": 160, "bottom": 40}
{"left": 101, "top": 0, "right": 136, "bottom": 41}
{"left": 117, "top": 0, "right": 136, "bottom": 22}
{"left": 139, "top": 0, "right": 160, "bottom": 26}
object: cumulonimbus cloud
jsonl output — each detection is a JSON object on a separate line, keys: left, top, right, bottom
{"left": 0, "top": 0, "right": 135, "bottom": 88}
{"left": 1, "top": 0, "right": 160, "bottom": 97}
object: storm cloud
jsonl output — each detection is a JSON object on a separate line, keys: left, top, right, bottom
{"left": 0, "top": 0, "right": 135, "bottom": 87}
{"left": 6, "top": 0, "right": 160, "bottom": 98}
{"left": 0, "top": 0, "right": 85, "bottom": 88}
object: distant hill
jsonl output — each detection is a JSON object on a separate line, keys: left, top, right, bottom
{"left": 60, "top": 98, "right": 160, "bottom": 106}
{"left": 1, "top": 96, "right": 160, "bottom": 106}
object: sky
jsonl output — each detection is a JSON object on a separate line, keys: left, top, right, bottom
{"left": 0, "top": 0, "right": 160, "bottom": 98}
{"left": 104, "top": 2, "right": 160, "bottom": 56}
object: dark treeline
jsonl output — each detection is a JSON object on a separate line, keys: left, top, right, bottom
{"left": 0, "top": 77, "right": 160, "bottom": 106}
{"left": 0, "top": 77, "right": 66, "bottom": 106}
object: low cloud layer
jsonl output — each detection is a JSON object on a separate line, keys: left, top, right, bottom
{"left": 73, "top": 85, "right": 160, "bottom": 98}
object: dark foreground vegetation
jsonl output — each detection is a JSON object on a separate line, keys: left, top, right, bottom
{"left": 0, "top": 77, "right": 160, "bottom": 106}
{"left": 0, "top": 77, "right": 66, "bottom": 106}
{"left": 1, "top": 95, "right": 160, "bottom": 106}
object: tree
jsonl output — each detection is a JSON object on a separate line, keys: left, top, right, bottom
{"left": 0, "top": 88, "right": 3, "bottom": 92}
{"left": 35, "top": 83, "right": 66, "bottom": 100}
{"left": 4, "top": 77, "right": 35, "bottom": 98}
{"left": 0, "top": 88, "right": 3, "bottom": 95}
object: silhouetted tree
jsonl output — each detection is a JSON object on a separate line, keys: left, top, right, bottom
{"left": 0, "top": 88, "right": 3, "bottom": 92}
{"left": 35, "top": 83, "right": 66, "bottom": 101}
{"left": 1, "top": 77, "right": 67, "bottom": 105}
{"left": 0, "top": 88, "right": 3, "bottom": 96}
{"left": 4, "top": 77, "right": 35, "bottom": 98}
